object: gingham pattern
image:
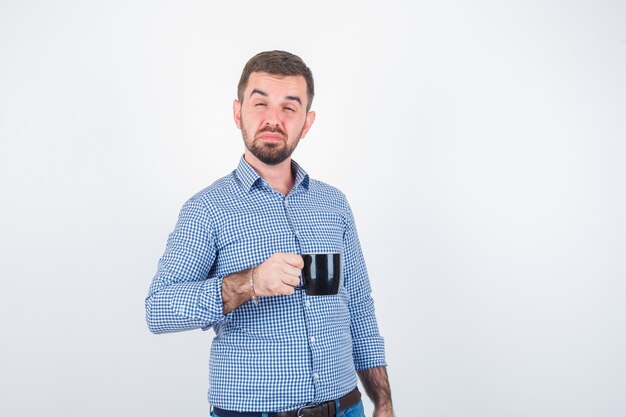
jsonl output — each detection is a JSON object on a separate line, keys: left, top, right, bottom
{"left": 146, "top": 157, "right": 386, "bottom": 412}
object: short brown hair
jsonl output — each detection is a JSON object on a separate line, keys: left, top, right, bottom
{"left": 237, "top": 50, "right": 315, "bottom": 111}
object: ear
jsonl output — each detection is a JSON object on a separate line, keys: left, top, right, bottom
{"left": 299, "top": 111, "right": 316, "bottom": 140}
{"left": 233, "top": 99, "right": 242, "bottom": 129}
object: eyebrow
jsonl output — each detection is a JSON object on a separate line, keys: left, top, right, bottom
{"left": 286, "top": 95, "right": 302, "bottom": 106}
{"left": 250, "top": 89, "right": 268, "bottom": 98}
{"left": 250, "top": 89, "right": 302, "bottom": 106}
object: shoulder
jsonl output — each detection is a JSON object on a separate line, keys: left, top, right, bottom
{"left": 306, "top": 178, "right": 353, "bottom": 214}
{"left": 175, "top": 171, "right": 241, "bottom": 225}
{"left": 186, "top": 171, "right": 239, "bottom": 207}
{"left": 308, "top": 178, "right": 347, "bottom": 200}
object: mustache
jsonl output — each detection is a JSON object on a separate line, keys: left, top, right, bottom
{"left": 257, "top": 124, "right": 286, "bottom": 136}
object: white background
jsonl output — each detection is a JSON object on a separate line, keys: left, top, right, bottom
{"left": 1, "top": 1, "right": 625, "bottom": 416}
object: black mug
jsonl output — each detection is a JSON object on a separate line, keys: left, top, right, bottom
{"left": 295, "top": 253, "right": 342, "bottom": 296}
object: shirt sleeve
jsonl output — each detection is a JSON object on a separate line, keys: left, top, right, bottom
{"left": 145, "top": 197, "right": 229, "bottom": 334}
{"left": 343, "top": 201, "right": 387, "bottom": 371}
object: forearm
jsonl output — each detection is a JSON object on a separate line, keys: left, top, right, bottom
{"left": 358, "top": 366, "right": 394, "bottom": 416}
{"left": 145, "top": 279, "right": 225, "bottom": 334}
{"left": 222, "top": 269, "right": 254, "bottom": 314}
{"left": 222, "top": 253, "right": 304, "bottom": 314}
{"left": 146, "top": 268, "right": 253, "bottom": 333}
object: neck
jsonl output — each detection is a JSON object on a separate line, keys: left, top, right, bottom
{"left": 244, "top": 152, "right": 295, "bottom": 195}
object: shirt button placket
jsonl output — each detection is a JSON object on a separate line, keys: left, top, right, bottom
{"left": 286, "top": 195, "right": 318, "bottom": 391}
{"left": 283, "top": 196, "right": 301, "bottom": 246}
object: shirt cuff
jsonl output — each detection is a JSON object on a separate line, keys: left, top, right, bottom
{"left": 170, "top": 276, "right": 231, "bottom": 326}
{"left": 352, "top": 335, "right": 387, "bottom": 372}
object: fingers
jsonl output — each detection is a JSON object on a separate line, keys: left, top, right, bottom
{"left": 280, "top": 264, "right": 302, "bottom": 280}
{"left": 281, "top": 273, "right": 301, "bottom": 288}
{"left": 254, "top": 252, "right": 304, "bottom": 297}
{"left": 280, "top": 252, "right": 304, "bottom": 269}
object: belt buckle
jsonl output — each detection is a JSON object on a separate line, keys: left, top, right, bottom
{"left": 296, "top": 403, "right": 317, "bottom": 417}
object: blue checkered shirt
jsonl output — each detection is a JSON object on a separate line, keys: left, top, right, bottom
{"left": 145, "top": 157, "right": 386, "bottom": 412}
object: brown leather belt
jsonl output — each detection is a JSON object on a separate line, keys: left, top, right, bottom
{"left": 213, "top": 387, "right": 361, "bottom": 417}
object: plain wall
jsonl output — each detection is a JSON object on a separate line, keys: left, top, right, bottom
{"left": 1, "top": 1, "right": 625, "bottom": 416}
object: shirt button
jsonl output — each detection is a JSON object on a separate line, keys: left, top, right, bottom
{"left": 310, "top": 336, "right": 316, "bottom": 344}
{"left": 294, "top": 231, "right": 300, "bottom": 239}
{"left": 312, "top": 373, "right": 319, "bottom": 381}
{"left": 305, "top": 300, "right": 311, "bottom": 308}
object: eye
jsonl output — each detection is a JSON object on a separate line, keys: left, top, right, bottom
{"left": 284, "top": 106, "right": 295, "bottom": 112}
{"left": 255, "top": 103, "right": 266, "bottom": 107}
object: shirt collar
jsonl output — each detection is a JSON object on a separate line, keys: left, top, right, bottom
{"left": 235, "top": 155, "right": 310, "bottom": 193}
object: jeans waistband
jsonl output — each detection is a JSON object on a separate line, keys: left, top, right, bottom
{"left": 213, "top": 387, "right": 361, "bottom": 417}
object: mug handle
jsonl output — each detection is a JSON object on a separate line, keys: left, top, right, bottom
{"left": 295, "top": 255, "right": 309, "bottom": 290}
{"left": 294, "top": 278, "right": 307, "bottom": 290}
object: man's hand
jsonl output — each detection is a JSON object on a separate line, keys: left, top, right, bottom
{"left": 222, "top": 252, "right": 303, "bottom": 314}
{"left": 254, "top": 252, "right": 304, "bottom": 296}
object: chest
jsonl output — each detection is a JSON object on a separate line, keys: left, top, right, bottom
{"left": 210, "top": 196, "right": 347, "bottom": 276}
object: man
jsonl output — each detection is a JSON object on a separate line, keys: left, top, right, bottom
{"left": 146, "top": 50, "right": 394, "bottom": 417}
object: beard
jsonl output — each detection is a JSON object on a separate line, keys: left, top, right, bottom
{"left": 241, "top": 116, "right": 304, "bottom": 165}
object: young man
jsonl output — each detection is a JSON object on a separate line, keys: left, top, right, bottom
{"left": 146, "top": 50, "right": 394, "bottom": 417}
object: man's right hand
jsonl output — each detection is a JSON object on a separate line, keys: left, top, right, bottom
{"left": 253, "top": 252, "right": 304, "bottom": 296}
{"left": 222, "top": 252, "right": 304, "bottom": 314}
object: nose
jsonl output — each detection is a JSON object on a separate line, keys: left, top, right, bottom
{"left": 262, "top": 106, "right": 282, "bottom": 128}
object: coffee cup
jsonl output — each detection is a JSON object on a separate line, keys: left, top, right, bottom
{"left": 295, "top": 252, "right": 342, "bottom": 296}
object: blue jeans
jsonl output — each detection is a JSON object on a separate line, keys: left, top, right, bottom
{"left": 341, "top": 400, "right": 365, "bottom": 417}
{"left": 211, "top": 400, "right": 365, "bottom": 417}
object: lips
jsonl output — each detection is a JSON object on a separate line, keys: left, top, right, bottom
{"left": 257, "top": 132, "right": 285, "bottom": 142}
{"left": 256, "top": 124, "right": 287, "bottom": 141}
{"left": 259, "top": 133, "right": 283, "bottom": 140}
